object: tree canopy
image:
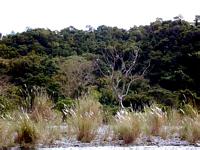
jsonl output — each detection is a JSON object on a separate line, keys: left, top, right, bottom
{"left": 1, "top": 18, "right": 200, "bottom": 110}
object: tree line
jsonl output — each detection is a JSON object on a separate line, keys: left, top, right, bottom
{"left": 0, "top": 18, "right": 200, "bottom": 113}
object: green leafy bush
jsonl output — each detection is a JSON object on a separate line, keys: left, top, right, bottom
{"left": 55, "top": 98, "right": 75, "bottom": 111}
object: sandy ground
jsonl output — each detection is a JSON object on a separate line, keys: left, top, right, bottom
{"left": 39, "top": 125, "right": 199, "bottom": 148}
{"left": 39, "top": 146, "right": 200, "bottom": 150}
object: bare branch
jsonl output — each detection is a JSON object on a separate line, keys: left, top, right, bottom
{"left": 95, "top": 58, "right": 108, "bottom": 77}
{"left": 115, "top": 78, "right": 121, "bottom": 89}
{"left": 96, "top": 46, "right": 150, "bottom": 108}
{"left": 125, "top": 50, "right": 139, "bottom": 77}
{"left": 141, "top": 61, "right": 151, "bottom": 76}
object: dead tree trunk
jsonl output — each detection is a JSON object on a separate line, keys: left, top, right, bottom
{"left": 96, "top": 46, "right": 150, "bottom": 109}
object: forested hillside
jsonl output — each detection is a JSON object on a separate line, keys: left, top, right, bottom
{"left": 1, "top": 19, "right": 200, "bottom": 113}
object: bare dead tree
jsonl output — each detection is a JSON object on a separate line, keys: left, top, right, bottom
{"left": 96, "top": 46, "right": 150, "bottom": 108}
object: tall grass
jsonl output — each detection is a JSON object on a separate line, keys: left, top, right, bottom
{"left": 112, "top": 110, "right": 142, "bottom": 144}
{"left": 0, "top": 119, "right": 15, "bottom": 147}
{"left": 14, "top": 114, "right": 39, "bottom": 147}
{"left": 142, "top": 106, "right": 167, "bottom": 137}
{"left": 13, "top": 112, "right": 63, "bottom": 147}
{"left": 67, "top": 96, "right": 103, "bottom": 142}
{"left": 30, "top": 89, "right": 62, "bottom": 123}
{"left": 2, "top": 90, "right": 200, "bottom": 147}
{"left": 179, "top": 105, "right": 200, "bottom": 143}
{"left": 111, "top": 105, "right": 178, "bottom": 144}
{"left": 37, "top": 120, "right": 63, "bottom": 145}
{"left": 11, "top": 88, "right": 63, "bottom": 147}
{"left": 160, "top": 109, "right": 182, "bottom": 139}
{"left": 26, "top": 89, "right": 63, "bottom": 145}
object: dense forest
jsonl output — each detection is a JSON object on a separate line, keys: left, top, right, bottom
{"left": 1, "top": 18, "right": 200, "bottom": 115}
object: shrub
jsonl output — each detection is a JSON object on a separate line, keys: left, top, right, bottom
{"left": 148, "top": 88, "right": 178, "bottom": 108}
{"left": 54, "top": 98, "right": 75, "bottom": 120}
{"left": 67, "top": 96, "right": 103, "bottom": 142}
{"left": 53, "top": 56, "right": 95, "bottom": 98}
{"left": 55, "top": 98, "right": 75, "bottom": 112}
{"left": 112, "top": 110, "right": 141, "bottom": 144}
{"left": 0, "top": 96, "right": 15, "bottom": 118}
{"left": 0, "top": 79, "right": 20, "bottom": 118}
{"left": 102, "top": 105, "right": 119, "bottom": 123}
{"left": 124, "top": 93, "right": 153, "bottom": 111}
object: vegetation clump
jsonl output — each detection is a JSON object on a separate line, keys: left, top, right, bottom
{"left": 67, "top": 96, "right": 103, "bottom": 142}
{"left": 143, "top": 106, "right": 167, "bottom": 137}
{"left": 15, "top": 114, "right": 39, "bottom": 146}
{"left": 112, "top": 110, "right": 141, "bottom": 144}
{"left": 1, "top": 17, "right": 200, "bottom": 147}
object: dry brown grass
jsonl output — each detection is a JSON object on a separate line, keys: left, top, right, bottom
{"left": 179, "top": 108, "right": 200, "bottom": 143}
{"left": 67, "top": 96, "right": 103, "bottom": 143}
{"left": 112, "top": 110, "right": 141, "bottom": 144}
{"left": 0, "top": 89, "right": 63, "bottom": 148}
{"left": 29, "top": 89, "right": 62, "bottom": 123}
{"left": 13, "top": 112, "right": 63, "bottom": 147}
{"left": 191, "top": 119, "right": 200, "bottom": 143}
{"left": 159, "top": 109, "right": 183, "bottom": 139}
{"left": 142, "top": 106, "right": 167, "bottom": 137}
{"left": 2, "top": 93, "right": 200, "bottom": 147}
{"left": 20, "top": 89, "right": 63, "bottom": 145}
{"left": 37, "top": 121, "right": 63, "bottom": 145}
{"left": 14, "top": 114, "right": 39, "bottom": 147}
{"left": 0, "top": 119, "right": 15, "bottom": 147}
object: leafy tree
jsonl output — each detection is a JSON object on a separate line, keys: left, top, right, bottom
{"left": 8, "top": 51, "right": 57, "bottom": 88}
{"left": 0, "top": 18, "right": 200, "bottom": 109}
{"left": 53, "top": 56, "right": 95, "bottom": 98}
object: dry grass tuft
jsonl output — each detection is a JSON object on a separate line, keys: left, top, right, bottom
{"left": 142, "top": 106, "right": 167, "bottom": 137}
{"left": 112, "top": 110, "right": 141, "bottom": 144}
{"left": 15, "top": 114, "right": 39, "bottom": 146}
{"left": 13, "top": 112, "right": 63, "bottom": 147}
{"left": 67, "top": 96, "right": 103, "bottom": 143}
{"left": 178, "top": 105, "right": 200, "bottom": 143}
{"left": 0, "top": 119, "right": 15, "bottom": 147}
{"left": 180, "top": 104, "right": 198, "bottom": 118}
{"left": 30, "top": 89, "right": 62, "bottom": 123}
{"left": 179, "top": 116, "right": 200, "bottom": 143}
{"left": 159, "top": 109, "right": 183, "bottom": 139}
{"left": 37, "top": 121, "right": 63, "bottom": 145}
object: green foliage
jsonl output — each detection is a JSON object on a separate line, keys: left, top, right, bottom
{"left": 54, "top": 98, "right": 75, "bottom": 111}
{"left": 177, "top": 89, "right": 200, "bottom": 108}
{"left": 0, "top": 81, "right": 20, "bottom": 117}
{"left": 53, "top": 56, "right": 94, "bottom": 98}
{"left": 9, "top": 52, "right": 57, "bottom": 86}
{"left": 99, "top": 88, "right": 118, "bottom": 106}
{"left": 148, "top": 88, "right": 179, "bottom": 108}
{"left": 0, "top": 18, "right": 200, "bottom": 110}
{"left": 0, "top": 96, "right": 16, "bottom": 117}
{"left": 124, "top": 93, "right": 153, "bottom": 110}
